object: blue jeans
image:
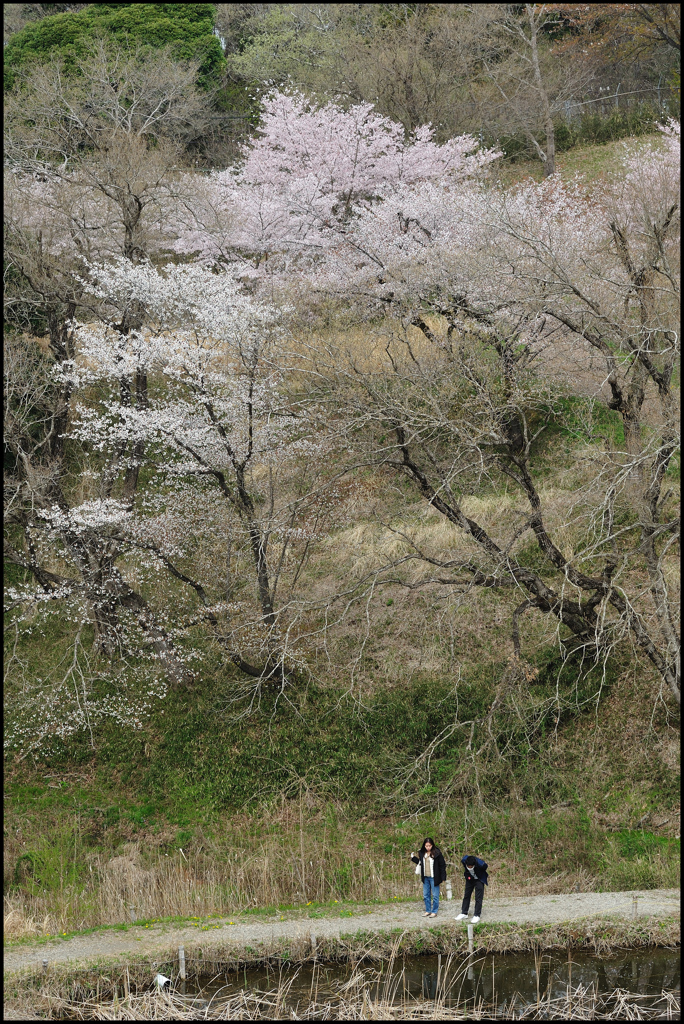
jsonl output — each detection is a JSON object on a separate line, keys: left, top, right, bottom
{"left": 423, "top": 877, "right": 440, "bottom": 913}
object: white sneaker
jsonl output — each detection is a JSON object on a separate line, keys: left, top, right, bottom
{"left": 470, "top": 915, "right": 481, "bottom": 924}
{"left": 455, "top": 913, "right": 468, "bottom": 920}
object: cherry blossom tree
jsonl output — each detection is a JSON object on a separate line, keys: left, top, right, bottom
{"left": 168, "top": 92, "right": 680, "bottom": 703}
{"left": 5, "top": 253, "right": 345, "bottom": 757}
{"left": 3, "top": 43, "right": 233, "bottom": 755}
{"left": 316, "top": 122, "right": 680, "bottom": 702}
{"left": 56, "top": 258, "right": 340, "bottom": 688}
{"left": 3, "top": 318, "right": 191, "bottom": 760}
{"left": 171, "top": 89, "right": 501, "bottom": 265}
{"left": 228, "top": 112, "right": 672, "bottom": 702}
{"left": 4, "top": 43, "right": 210, "bottom": 709}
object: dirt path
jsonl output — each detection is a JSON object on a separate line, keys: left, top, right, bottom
{"left": 4, "top": 889, "right": 679, "bottom": 975}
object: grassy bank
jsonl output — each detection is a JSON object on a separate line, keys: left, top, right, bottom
{"left": 3, "top": 813, "right": 679, "bottom": 942}
{"left": 4, "top": 650, "right": 680, "bottom": 940}
{"left": 494, "top": 131, "right": 670, "bottom": 186}
{"left": 4, "top": 779, "right": 680, "bottom": 941}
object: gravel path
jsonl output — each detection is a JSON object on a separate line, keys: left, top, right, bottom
{"left": 4, "top": 889, "right": 679, "bottom": 975}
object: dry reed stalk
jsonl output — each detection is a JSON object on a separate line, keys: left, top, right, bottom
{"left": 12, "top": 981, "right": 681, "bottom": 1020}
{"left": 4, "top": 915, "right": 679, "bottom": 1019}
{"left": 3, "top": 820, "right": 678, "bottom": 938}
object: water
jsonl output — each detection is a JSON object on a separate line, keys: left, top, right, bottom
{"left": 182, "top": 947, "right": 679, "bottom": 1013}
{"left": 56, "top": 948, "right": 680, "bottom": 1018}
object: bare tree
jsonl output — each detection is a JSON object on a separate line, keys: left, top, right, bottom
{"left": 62, "top": 257, "right": 341, "bottom": 689}
{"left": 303, "top": 130, "right": 679, "bottom": 703}
{"left": 634, "top": 2, "right": 681, "bottom": 51}
{"left": 5, "top": 37, "right": 212, "bottom": 152}
{"left": 3, "top": 3, "right": 88, "bottom": 44}
{"left": 478, "top": 3, "right": 592, "bottom": 176}
{"left": 338, "top": 4, "right": 488, "bottom": 134}
{"left": 221, "top": 4, "right": 497, "bottom": 138}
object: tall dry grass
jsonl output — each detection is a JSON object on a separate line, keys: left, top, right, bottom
{"left": 4, "top": 832, "right": 418, "bottom": 936}
{"left": 5, "top": 921, "right": 679, "bottom": 1018}
{"left": 6, "top": 959, "right": 680, "bottom": 1020}
{"left": 6, "top": 822, "right": 676, "bottom": 943}
{"left": 26, "top": 988, "right": 683, "bottom": 1020}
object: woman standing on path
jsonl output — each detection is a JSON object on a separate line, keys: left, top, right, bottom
{"left": 410, "top": 838, "right": 447, "bottom": 918}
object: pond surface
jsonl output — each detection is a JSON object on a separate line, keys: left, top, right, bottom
{"left": 180, "top": 946, "right": 679, "bottom": 1014}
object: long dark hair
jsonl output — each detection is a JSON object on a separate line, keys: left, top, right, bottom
{"left": 420, "top": 837, "right": 440, "bottom": 857}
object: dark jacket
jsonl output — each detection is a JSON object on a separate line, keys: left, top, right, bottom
{"left": 411, "top": 848, "right": 447, "bottom": 886}
{"left": 461, "top": 855, "right": 489, "bottom": 885}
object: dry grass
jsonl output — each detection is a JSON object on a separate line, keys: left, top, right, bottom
{"left": 3, "top": 908, "right": 52, "bottom": 942}
{"left": 15, "top": 986, "right": 680, "bottom": 1020}
{"left": 0, "top": 847, "right": 561, "bottom": 940}
{"left": 3, "top": 829, "right": 678, "bottom": 943}
{"left": 4, "top": 924, "right": 680, "bottom": 1020}
{"left": 494, "top": 133, "right": 665, "bottom": 188}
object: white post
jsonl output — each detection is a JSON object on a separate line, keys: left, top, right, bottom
{"left": 178, "top": 945, "right": 186, "bottom": 980}
{"left": 445, "top": 880, "right": 452, "bottom": 900}
{"left": 467, "top": 921, "right": 475, "bottom": 979}
{"left": 42, "top": 959, "right": 48, "bottom": 974}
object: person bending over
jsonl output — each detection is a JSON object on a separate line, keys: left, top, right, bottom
{"left": 455, "top": 854, "right": 489, "bottom": 923}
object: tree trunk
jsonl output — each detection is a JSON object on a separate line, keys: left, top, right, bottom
{"left": 544, "top": 115, "right": 556, "bottom": 177}
{"left": 527, "top": 4, "right": 555, "bottom": 177}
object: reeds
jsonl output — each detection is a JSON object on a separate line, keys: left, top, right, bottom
{"left": 4, "top": 822, "right": 679, "bottom": 941}
{"left": 5, "top": 921, "right": 680, "bottom": 1022}
{"left": 4, "top": 837, "right": 428, "bottom": 938}
{"left": 9, "top": 969, "right": 681, "bottom": 1020}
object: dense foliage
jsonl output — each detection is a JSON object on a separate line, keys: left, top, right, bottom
{"left": 4, "top": 3, "right": 225, "bottom": 91}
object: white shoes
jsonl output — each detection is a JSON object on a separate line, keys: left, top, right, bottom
{"left": 470, "top": 915, "right": 481, "bottom": 924}
{"left": 455, "top": 913, "right": 468, "bottom": 920}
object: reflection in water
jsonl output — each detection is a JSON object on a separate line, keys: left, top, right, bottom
{"left": 371, "top": 948, "right": 680, "bottom": 1009}
{"left": 422, "top": 969, "right": 435, "bottom": 1000}
{"left": 187, "top": 947, "right": 679, "bottom": 1014}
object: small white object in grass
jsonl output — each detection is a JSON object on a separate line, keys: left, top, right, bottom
{"left": 154, "top": 974, "right": 170, "bottom": 990}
